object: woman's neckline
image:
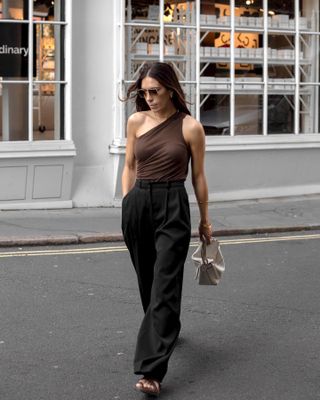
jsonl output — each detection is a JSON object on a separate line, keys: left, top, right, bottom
{"left": 136, "top": 110, "right": 179, "bottom": 140}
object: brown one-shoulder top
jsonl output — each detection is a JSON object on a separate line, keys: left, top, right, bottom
{"left": 134, "top": 111, "right": 190, "bottom": 181}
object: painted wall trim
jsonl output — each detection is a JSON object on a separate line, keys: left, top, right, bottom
{"left": 205, "top": 134, "right": 320, "bottom": 151}
{"left": 188, "top": 184, "right": 320, "bottom": 203}
{"left": 109, "top": 134, "right": 320, "bottom": 154}
{"left": 0, "top": 140, "right": 76, "bottom": 159}
{"left": 0, "top": 200, "right": 73, "bottom": 210}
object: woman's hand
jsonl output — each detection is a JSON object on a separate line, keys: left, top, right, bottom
{"left": 198, "top": 221, "right": 213, "bottom": 244}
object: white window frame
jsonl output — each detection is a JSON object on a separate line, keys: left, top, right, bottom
{"left": 0, "top": 0, "right": 72, "bottom": 142}
{"left": 112, "top": 0, "right": 320, "bottom": 153}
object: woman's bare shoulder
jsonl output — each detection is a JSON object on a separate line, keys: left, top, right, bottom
{"left": 127, "top": 112, "right": 149, "bottom": 138}
{"left": 182, "top": 114, "right": 205, "bottom": 138}
{"left": 128, "top": 111, "right": 149, "bottom": 126}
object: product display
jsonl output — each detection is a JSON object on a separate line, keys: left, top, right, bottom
{"left": 124, "top": 1, "right": 319, "bottom": 135}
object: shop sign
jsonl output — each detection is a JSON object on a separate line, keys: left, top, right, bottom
{"left": 0, "top": 23, "right": 35, "bottom": 78}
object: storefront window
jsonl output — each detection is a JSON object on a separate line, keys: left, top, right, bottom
{"left": 120, "top": 0, "right": 320, "bottom": 136}
{"left": 0, "top": 0, "right": 67, "bottom": 141}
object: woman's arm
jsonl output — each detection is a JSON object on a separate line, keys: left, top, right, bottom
{"left": 122, "top": 114, "right": 139, "bottom": 196}
{"left": 183, "top": 117, "right": 212, "bottom": 243}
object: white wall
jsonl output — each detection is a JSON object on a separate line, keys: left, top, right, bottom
{"left": 112, "top": 144, "right": 320, "bottom": 204}
{"left": 72, "top": 0, "right": 115, "bottom": 206}
{"left": 193, "top": 147, "right": 320, "bottom": 201}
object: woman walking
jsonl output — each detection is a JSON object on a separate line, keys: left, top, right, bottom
{"left": 121, "top": 62, "right": 212, "bottom": 396}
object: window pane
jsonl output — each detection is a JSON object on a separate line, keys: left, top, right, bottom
{"left": 126, "top": 0, "right": 159, "bottom": 23}
{"left": 268, "top": 1, "right": 294, "bottom": 22}
{"left": 300, "top": 33, "right": 319, "bottom": 83}
{"left": 164, "top": 27, "right": 196, "bottom": 83}
{"left": 200, "top": 30, "right": 231, "bottom": 79}
{"left": 181, "top": 82, "right": 196, "bottom": 117}
{"left": 268, "top": 94, "right": 294, "bottom": 134}
{"left": 125, "top": 60, "right": 147, "bottom": 85}
{"left": 126, "top": 25, "right": 160, "bottom": 80}
{"left": 299, "top": 85, "right": 319, "bottom": 134}
{"left": 34, "top": 23, "right": 64, "bottom": 82}
{"left": 233, "top": 0, "right": 264, "bottom": 82}
{"left": 235, "top": 94, "right": 262, "bottom": 135}
{"left": 268, "top": 64, "right": 295, "bottom": 81}
{"left": 234, "top": 38, "right": 263, "bottom": 76}
{"left": 268, "top": 33, "right": 295, "bottom": 80}
{"left": 200, "top": 1, "right": 230, "bottom": 28}
{"left": 33, "top": 83, "right": 64, "bottom": 140}
{"left": 122, "top": 82, "right": 136, "bottom": 137}
{"left": 234, "top": 0, "right": 263, "bottom": 27}
{"left": 200, "top": 93, "right": 230, "bottom": 136}
{"left": 165, "top": 1, "right": 195, "bottom": 25}
{"left": 0, "top": 0, "right": 28, "bottom": 20}
{"left": 0, "top": 82, "right": 28, "bottom": 141}
{"left": 0, "top": 22, "right": 29, "bottom": 80}
{"left": 33, "top": 0, "right": 64, "bottom": 21}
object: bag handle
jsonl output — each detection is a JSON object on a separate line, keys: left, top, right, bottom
{"left": 200, "top": 242, "right": 209, "bottom": 264}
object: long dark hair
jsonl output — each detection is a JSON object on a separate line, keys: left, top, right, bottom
{"left": 123, "top": 62, "right": 191, "bottom": 115}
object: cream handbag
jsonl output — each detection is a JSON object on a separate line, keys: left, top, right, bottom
{"left": 192, "top": 239, "right": 225, "bottom": 285}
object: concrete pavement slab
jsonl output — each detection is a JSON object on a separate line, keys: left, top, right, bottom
{"left": 1, "top": 194, "right": 320, "bottom": 246}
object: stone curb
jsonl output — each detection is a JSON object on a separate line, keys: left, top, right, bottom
{"left": 0, "top": 224, "right": 319, "bottom": 247}
{"left": 0, "top": 235, "right": 79, "bottom": 247}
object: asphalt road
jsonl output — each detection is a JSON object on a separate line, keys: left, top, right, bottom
{"left": 1, "top": 233, "right": 320, "bottom": 400}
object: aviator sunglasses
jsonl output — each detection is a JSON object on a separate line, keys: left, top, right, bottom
{"left": 137, "top": 87, "right": 161, "bottom": 98}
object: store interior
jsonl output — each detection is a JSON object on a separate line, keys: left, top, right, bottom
{"left": 125, "top": 0, "right": 318, "bottom": 135}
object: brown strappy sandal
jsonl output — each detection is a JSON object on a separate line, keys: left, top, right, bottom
{"left": 135, "top": 377, "right": 161, "bottom": 397}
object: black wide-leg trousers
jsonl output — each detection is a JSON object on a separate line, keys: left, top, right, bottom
{"left": 121, "top": 180, "right": 191, "bottom": 382}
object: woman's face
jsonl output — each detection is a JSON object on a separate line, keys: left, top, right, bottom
{"left": 140, "top": 76, "right": 173, "bottom": 112}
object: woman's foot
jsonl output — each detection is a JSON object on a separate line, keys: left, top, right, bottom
{"left": 135, "top": 377, "right": 161, "bottom": 396}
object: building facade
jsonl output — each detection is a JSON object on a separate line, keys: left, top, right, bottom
{"left": 1, "top": 0, "right": 320, "bottom": 209}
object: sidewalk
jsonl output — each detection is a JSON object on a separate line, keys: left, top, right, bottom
{"left": 1, "top": 194, "right": 320, "bottom": 246}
